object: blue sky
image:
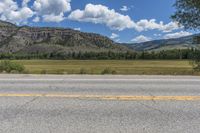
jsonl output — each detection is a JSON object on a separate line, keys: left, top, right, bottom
{"left": 0, "top": 0, "right": 195, "bottom": 43}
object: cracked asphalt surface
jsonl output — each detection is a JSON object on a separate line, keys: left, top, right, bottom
{"left": 0, "top": 75, "right": 200, "bottom": 133}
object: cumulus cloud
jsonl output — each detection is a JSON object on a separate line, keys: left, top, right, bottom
{"left": 120, "top": 6, "right": 129, "bottom": 12}
{"left": 110, "top": 33, "right": 119, "bottom": 39}
{"left": 0, "top": 1, "right": 183, "bottom": 33}
{"left": 8, "top": 7, "right": 34, "bottom": 23}
{"left": 0, "top": 0, "right": 17, "bottom": 14}
{"left": 74, "top": 27, "right": 81, "bottom": 31}
{"left": 163, "top": 31, "right": 192, "bottom": 39}
{"left": 68, "top": 4, "right": 139, "bottom": 31}
{"left": 131, "top": 35, "right": 152, "bottom": 43}
{"left": 0, "top": 0, "right": 34, "bottom": 24}
{"left": 154, "top": 33, "right": 162, "bottom": 37}
{"left": 33, "top": 16, "right": 40, "bottom": 22}
{"left": 42, "top": 13, "right": 65, "bottom": 22}
{"left": 136, "top": 19, "right": 180, "bottom": 32}
{"left": 68, "top": 4, "right": 181, "bottom": 32}
{"left": 0, "top": 0, "right": 72, "bottom": 23}
{"left": 33, "top": 0, "right": 71, "bottom": 22}
{"left": 22, "top": 0, "right": 31, "bottom": 7}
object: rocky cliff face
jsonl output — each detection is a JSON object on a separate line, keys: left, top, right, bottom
{"left": 0, "top": 21, "right": 129, "bottom": 54}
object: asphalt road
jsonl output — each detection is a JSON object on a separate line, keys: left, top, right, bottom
{"left": 0, "top": 74, "right": 200, "bottom": 133}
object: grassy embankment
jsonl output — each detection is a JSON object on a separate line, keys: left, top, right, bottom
{"left": 7, "top": 60, "right": 198, "bottom": 75}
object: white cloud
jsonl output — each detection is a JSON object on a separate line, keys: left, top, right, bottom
{"left": 136, "top": 19, "right": 180, "bottom": 32}
{"left": 8, "top": 7, "right": 34, "bottom": 22}
{"left": 33, "top": 0, "right": 71, "bottom": 22}
{"left": 68, "top": 4, "right": 139, "bottom": 31}
{"left": 120, "top": 6, "right": 129, "bottom": 12}
{"left": 22, "top": 0, "right": 31, "bottom": 7}
{"left": 74, "top": 27, "right": 81, "bottom": 31}
{"left": 0, "top": 0, "right": 72, "bottom": 23}
{"left": 115, "top": 39, "right": 120, "bottom": 42}
{"left": 154, "top": 33, "right": 161, "bottom": 37}
{"left": 33, "top": 16, "right": 40, "bottom": 22}
{"left": 163, "top": 31, "right": 192, "bottom": 39}
{"left": 68, "top": 4, "right": 181, "bottom": 32}
{"left": 0, "top": 0, "right": 34, "bottom": 24}
{"left": 43, "top": 13, "right": 65, "bottom": 22}
{"left": 110, "top": 33, "right": 119, "bottom": 39}
{"left": 131, "top": 35, "right": 152, "bottom": 43}
{"left": 0, "top": 0, "right": 18, "bottom": 14}
{"left": 0, "top": 1, "right": 183, "bottom": 33}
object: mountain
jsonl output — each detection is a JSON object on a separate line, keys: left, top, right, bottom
{"left": 126, "top": 34, "right": 200, "bottom": 51}
{"left": 1, "top": 20, "right": 199, "bottom": 55}
{"left": 0, "top": 20, "right": 130, "bottom": 55}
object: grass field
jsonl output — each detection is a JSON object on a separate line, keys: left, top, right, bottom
{"left": 9, "top": 60, "right": 198, "bottom": 75}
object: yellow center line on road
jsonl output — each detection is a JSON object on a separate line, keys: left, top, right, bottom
{"left": 0, "top": 93, "right": 200, "bottom": 101}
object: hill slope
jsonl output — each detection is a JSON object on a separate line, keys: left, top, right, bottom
{"left": 0, "top": 21, "right": 130, "bottom": 55}
{"left": 1, "top": 20, "right": 199, "bottom": 54}
{"left": 126, "top": 34, "right": 200, "bottom": 51}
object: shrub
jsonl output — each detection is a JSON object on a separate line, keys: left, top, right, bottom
{"left": 0, "top": 60, "right": 25, "bottom": 73}
{"left": 40, "top": 70, "right": 47, "bottom": 74}
{"left": 79, "top": 68, "right": 88, "bottom": 74}
{"left": 55, "top": 69, "right": 64, "bottom": 75}
{"left": 101, "top": 68, "right": 117, "bottom": 75}
{"left": 193, "top": 61, "right": 200, "bottom": 71}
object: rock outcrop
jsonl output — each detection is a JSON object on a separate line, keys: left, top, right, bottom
{"left": 0, "top": 20, "right": 130, "bottom": 54}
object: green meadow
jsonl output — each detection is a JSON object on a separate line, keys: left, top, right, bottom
{"left": 9, "top": 60, "right": 198, "bottom": 75}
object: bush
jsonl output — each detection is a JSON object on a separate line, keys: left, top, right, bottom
{"left": 55, "top": 69, "right": 64, "bottom": 75}
{"left": 0, "top": 60, "right": 25, "bottom": 73}
{"left": 79, "top": 68, "right": 88, "bottom": 74}
{"left": 193, "top": 61, "right": 200, "bottom": 71}
{"left": 40, "top": 69, "right": 47, "bottom": 74}
{"left": 101, "top": 68, "right": 117, "bottom": 75}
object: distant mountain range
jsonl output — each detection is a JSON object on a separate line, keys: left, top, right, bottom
{"left": 125, "top": 34, "right": 200, "bottom": 51}
{"left": 0, "top": 20, "right": 199, "bottom": 54}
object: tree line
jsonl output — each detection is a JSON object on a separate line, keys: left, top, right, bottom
{"left": 0, "top": 49, "right": 200, "bottom": 60}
